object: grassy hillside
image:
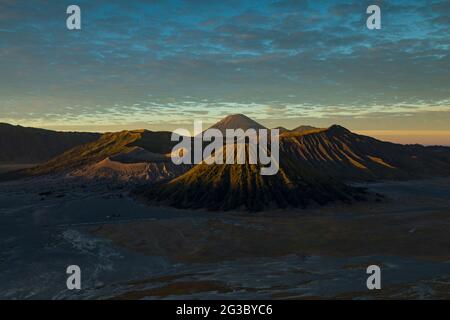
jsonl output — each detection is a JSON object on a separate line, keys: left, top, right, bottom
{"left": 24, "top": 130, "right": 180, "bottom": 176}
{"left": 143, "top": 144, "right": 367, "bottom": 211}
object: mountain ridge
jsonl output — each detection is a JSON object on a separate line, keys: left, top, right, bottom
{"left": 141, "top": 143, "right": 368, "bottom": 211}
{"left": 279, "top": 126, "right": 450, "bottom": 180}
{"left": 140, "top": 117, "right": 450, "bottom": 210}
{"left": 1, "top": 115, "right": 450, "bottom": 188}
{"left": 208, "top": 114, "right": 267, "bottom": 133}
{"left": 22, "top": 129, "right": 181, "bottom": 177}
{"left": 0, "top": 123, "right": 100, "bottom": 164}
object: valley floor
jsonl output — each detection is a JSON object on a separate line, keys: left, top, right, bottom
{"left": 0, "top": 177, "right": 449, "bottom": 299}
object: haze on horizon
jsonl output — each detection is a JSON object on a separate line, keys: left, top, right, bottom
{"left": 0, "top": 0, "right": 449, "bottom": 145}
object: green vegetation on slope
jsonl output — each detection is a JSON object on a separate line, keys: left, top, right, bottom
{"left": 143, "top": 144, "right": 366, "bottom": 211}
{"left": 25, "top": 130, "right": 180, "bottom": 176}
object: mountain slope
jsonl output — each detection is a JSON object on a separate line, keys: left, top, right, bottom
{"left": 142, "top": 121, "right": 450, "bottom": 211}
{"left": 293, "top": 125, "right": 320, "bottom": 133}
{"left": 142, "top": 144, "right": 367, "bottom": 211}
{"left": 0, "top": 123, "right": 99, "bottom": 164}
{"left": 23, "top": 130, "right": 181, "bottom": 177}
{"left": 3, "top": 115, "right": 450, "bottom": 186}
{"left": 71, "top": 157, "right": 189, "bottom": 183}
{"left": 280, "top": 125, "right": 450, "bottom": 180}
{"left": 208, "top": 114, "right": 267, "bottom": 133}
{"left": 273, "top": 126, "right": 290, "bottom": 134}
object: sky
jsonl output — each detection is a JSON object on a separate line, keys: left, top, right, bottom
{"left": 0, "top": 0, "right": 449, "bottom": 145}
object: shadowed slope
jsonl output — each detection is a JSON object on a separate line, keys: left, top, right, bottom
{"left": 21, "top": 130, "right": 180, "bottom": 177}
{"left": 142, "top": 144, "right": 366, "bottom": 211}
{"left": 3, "top": 115, "right": 450, "bottom": 184}
{"left": 0, "top": 123, "right": 99, "bottom": 164}
{"left": 280, "top": 125, "right": 450, "bottom": 180}
{"left": 71, "top": 157, "right": 189, "bottom": 183}
{"left": 142, "top": 122, "right": 450, "bottom": 211}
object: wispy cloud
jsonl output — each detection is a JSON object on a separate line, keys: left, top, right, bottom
{"left": 0, "top": 0, "right": 449, "bottom": 133}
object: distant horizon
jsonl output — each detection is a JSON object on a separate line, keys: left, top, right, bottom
{"left": 1, "top": 1, "right": 449, "bottom": 146}
{"left": 2, "top": 117, "right": 450, "bottom": 147}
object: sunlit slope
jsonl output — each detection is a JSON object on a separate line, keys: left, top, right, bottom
{"left": 280, "top": 125, "right": 450, "bottom": 180}
{"left": 3, "top": 115, "right": 449, "bottom": 184}
{"left": 143, "top": 123, "right": 450, "bottom": 211}
{"left": 71, "top": 157, "right": 189, "bottom": 183}
{"left": 143, "top": 144, "right": 366, "bottom": 211}
{"left": 25, "top": 130, "right": 179, "bottom": 176}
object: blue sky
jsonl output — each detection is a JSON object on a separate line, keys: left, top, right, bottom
{"left": 0, "top": 0, "right": 449, "bottom": 141}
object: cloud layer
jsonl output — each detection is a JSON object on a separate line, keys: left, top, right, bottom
{"left": 0, "top": 0, "right": 449, "bottom": 134}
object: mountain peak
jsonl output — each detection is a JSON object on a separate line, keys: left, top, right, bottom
{"left": 293, "top": 125, "right": 319, "bottom": 133}
{"left": 328, "top": 124, "right": 350, "bottom": 134}
{"left": 209, "top": 114, "right": 267, "bottom": 133}
{"left": 274, "top": 126, "right": 290, "bottom": 134}
{"left": 224, "top": 113, "right": 250, "bottom": 120}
